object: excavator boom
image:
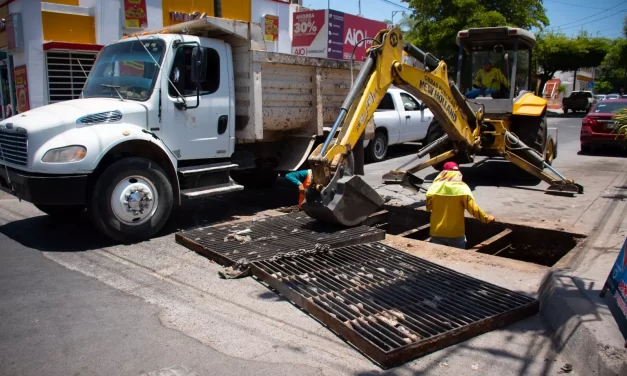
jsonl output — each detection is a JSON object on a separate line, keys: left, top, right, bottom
{"left": 304, "top": 27, "right": 582, "bottom": 227}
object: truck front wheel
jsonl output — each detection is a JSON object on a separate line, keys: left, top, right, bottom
{"left": 89, "top": 157, "right": 173, "bottom": 242}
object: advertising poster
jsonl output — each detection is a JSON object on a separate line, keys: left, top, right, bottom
{"left": 264, "top": 15, "right": 279, "bottom": 42}
{"left": 292, "top": 10, "right": 327, "bottom": 58}
{"left": 13, "top": 65, "right": 29, "bottom": 113}
{"left": 327, "top": 10, "right": 344, "bottom": 60}
{"left": 342, "top": 13, "right": 387, "bottom": 62}
{"left": 603, "top": 238, "right": 627, "bottom": 321}
{"left": 291, "top": 9, "right": 387, "bottom": 61}
{"left": 124, "top": 0, "right": 148, "bottom": 29}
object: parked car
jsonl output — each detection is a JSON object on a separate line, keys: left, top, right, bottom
{"left": 563, "top": 90, "right": 596, "bottom": 113}
{"left": 607, "top": 93, "right": 621, "bottom": 100}
{"left": 363, "top": 88, "right": 434, "bottom": 161}
{"left": 595, "top": 94, "right": 607, "bottom": 101}
{"left": 580, "top": 99, "right": 627, "bottom": 153}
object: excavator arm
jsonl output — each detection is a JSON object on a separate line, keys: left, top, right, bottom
{"left": 304, "top": 27, "right": 581, "bottom": 227}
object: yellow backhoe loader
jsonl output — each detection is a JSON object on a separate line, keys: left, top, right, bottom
{"left": 303, "top": 26, "right": 583, "bottom": 226}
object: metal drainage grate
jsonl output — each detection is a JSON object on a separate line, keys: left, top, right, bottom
{"left": 175, "top": 212, "right": 385, "bottom": 267}
{"left": 252, "top": 242, "right": 539, "bottom": 368}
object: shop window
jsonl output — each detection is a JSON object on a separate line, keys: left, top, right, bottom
{"left": 46, "top": 51, "right": 97, "bottom": 103}
{"left": 168, "top": 46, "right": 220, "bottom": 97}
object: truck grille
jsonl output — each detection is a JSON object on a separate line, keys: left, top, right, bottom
{"left": 0, "top": 130, "right": 28, "bottom": 166}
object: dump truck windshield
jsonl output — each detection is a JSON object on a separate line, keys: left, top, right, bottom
{"left": 82, "top": 39, "right": 165, "bottom": 101}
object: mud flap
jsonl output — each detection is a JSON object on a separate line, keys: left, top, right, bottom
{"left": 303, "top": 175, "right": 384, "bottom": 227}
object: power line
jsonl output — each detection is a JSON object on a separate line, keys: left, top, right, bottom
{"left": 549, "top": 0, "right": 627, "bottom": 29}
{"left": 378, "top": 0, "right": 409, "bottom": 10}
{"left": 545, "top": 0, "right": 610, "bottom": 10}
{"left": 558, "top": 9, "right": 627, "bottom": 31}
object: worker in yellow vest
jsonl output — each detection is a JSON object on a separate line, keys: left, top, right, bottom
{"left": 465, "top": 59, "right": 509, "bottom": 99}
{"left": 426, "top": 162, "right": 495, "bottom": 249}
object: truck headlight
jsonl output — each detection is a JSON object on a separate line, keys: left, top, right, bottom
{"left": 42, "top": 146, "right": 87, "bottom": 163}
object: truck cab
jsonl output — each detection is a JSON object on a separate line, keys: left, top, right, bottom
{"left": 0, "top": 16, "right": 360, "bottom": 242}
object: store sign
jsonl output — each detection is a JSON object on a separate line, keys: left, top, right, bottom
{"left": 124, "top": 0, "right": 148, "bottom": 28}
{"left": 602, "top": 238, "right": 627, "bottom": 321}
{"left": 263, "top": 15, "right": 279, "bottom": 42}
{"left": 292, "top": 9, "right": 386, "bottom": 61}
{"left": 13, "top": 65, "right": 29, "bottom": 113}
{"left": 169, "top": 11, "right": 206, "bottom": 23}
{"left": 6, "top": 13, "right": 23, "bottom": 53}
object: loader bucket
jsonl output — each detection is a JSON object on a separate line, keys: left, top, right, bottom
{"left": 382, "top": 171, "right": 427, "bottom": 193}
{"left": 303, "top": 175, "right": 384, "bottom": 227}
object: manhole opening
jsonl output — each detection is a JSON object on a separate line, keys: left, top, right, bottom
{"left": 369, "top": 206, "right": 586, "bottom": 267}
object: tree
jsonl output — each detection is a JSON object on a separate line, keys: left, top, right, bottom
{"left": 401, "top": 0, "right": 549, "bottom": 67}
{"left": 594, "top": 80, "right": 614, "bottom": 94}
{"left": 535, "top": 32, "right": 608, "bottom": 94}
{"left": 595, "top": 18, "right": 627, "bottom": 93}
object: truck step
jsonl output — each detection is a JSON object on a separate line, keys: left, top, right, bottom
{"left": 181, "top": 182, "right": 244, "bottom": 199}
{"left": 177, "top": 162, "right": 239, "bottom": 176}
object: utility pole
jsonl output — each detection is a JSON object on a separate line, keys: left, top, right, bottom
{"left": 391, "top": 10, "right": 404, "bottom": 27}
{"left": 358, "top": 0, "right": 361, "bottom": 15}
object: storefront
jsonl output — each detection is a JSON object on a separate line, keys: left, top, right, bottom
{"left": 0, "top": 0, "right": 300, "bottom": 114}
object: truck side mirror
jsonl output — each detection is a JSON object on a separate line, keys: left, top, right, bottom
{"left": 420, "top": 102, "right": 428, "bottom": 111}
{"left": 191, "top": 47, "right": 207, "bottom": 84}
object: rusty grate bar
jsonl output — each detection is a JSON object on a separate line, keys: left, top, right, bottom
{"left": 252, "top": 242, "right": 539, "bottom": 368}
{"left": 175, "top": 212, "right": 385, "bottom": 266}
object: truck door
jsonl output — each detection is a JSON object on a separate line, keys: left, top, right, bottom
{"left": 161, "top": 37, "right": 233, "bottom": 160}
{"left": 398, "top": 92, "right": 429, "bottom": 142}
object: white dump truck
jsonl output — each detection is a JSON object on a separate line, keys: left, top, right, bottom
{"left": 0, "top": 17, "right": 368, "bottom": 241}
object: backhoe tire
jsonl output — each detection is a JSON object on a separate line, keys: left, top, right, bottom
{"left": 89, "top": 157, "right": 174, "bottom": 243}
{"left": 230, "top": 168, "right": 278, "bottom": 189}
{"left": 423, "top": 119, "right": 473, "bottom": 171}
{"left": 35, "top": 204, "right": 85, "bottom": 217}
{"left": 424, "top": 122, "right": 447, "bottom": 171}
{"left": 514, "top": 115, "right": 546, "bottom": 169}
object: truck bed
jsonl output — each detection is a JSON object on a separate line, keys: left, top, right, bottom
{"left": 233, "top": 49, "right": 362, "bottom": 142}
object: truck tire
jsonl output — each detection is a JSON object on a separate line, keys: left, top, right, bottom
{"left": 230, "top": 168, "right": 278, "bottom": 189}
{"left": 35, "top": 204, "right": 85, "bottom": 217}
{"left": 563, "top": 108, "right": 568, "bottom": 114}
{"left": 366, "top": 130, "right": 388, "bottom": 162}
{"left": 89, "top": 157, "right": 173, "bottom": 242}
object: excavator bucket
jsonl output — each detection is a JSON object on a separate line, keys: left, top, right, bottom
{"left": 382, "top": 171, "right": 427, "bottom": 193}
{"left": 303, "top": 175, "right": 384, "bottom": 227}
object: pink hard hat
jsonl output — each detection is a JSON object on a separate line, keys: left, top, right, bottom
{"left": 443, "top": 162, "right": 460, "bottom": 171}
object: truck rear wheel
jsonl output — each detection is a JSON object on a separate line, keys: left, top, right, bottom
{"left": 35, "top": 204, "right": 85, "bottom": 217}
{"left": 89, "top": 157, "right": 173, "bottom": 242}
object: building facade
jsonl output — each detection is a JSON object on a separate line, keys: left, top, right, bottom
{"left": 0, "top": 0, "right": 302, "bottom": 118}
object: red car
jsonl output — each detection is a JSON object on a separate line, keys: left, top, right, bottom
{"left": 580, "top": 99, "right": 627, "bottom": 153}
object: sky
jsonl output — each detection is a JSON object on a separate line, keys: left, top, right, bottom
{"left": 303, "top": 0, "right": 627, "bottom": 39}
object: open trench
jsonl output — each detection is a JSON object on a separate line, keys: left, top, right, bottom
{"left": 175, "top": 203, "right": 586, "bottom": 368}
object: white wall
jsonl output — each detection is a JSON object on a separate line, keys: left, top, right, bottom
{"left": 9, "top": 0, "right": 46, "bottom": 110}
{"left": 251, "top": 0, "right": 292, "bottom": 53}
{"left": 95, "top": 0, "right": 121, "bottom": 45}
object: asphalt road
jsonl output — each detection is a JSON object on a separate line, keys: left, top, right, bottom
{"left": 1, "top": 112, "right": 624, "bottom": 376}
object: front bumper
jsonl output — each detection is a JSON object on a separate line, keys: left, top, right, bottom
{"left": 0, "top": 164, "right": 88, "bottom": 205}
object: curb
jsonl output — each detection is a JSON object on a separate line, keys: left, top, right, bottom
{"left": 539, "top": 269, "right": 627, "bottom": 376}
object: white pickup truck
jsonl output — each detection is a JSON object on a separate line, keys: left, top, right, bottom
{"left": 364, "top": 88, "right": 434, "bottom": 162}
{"left": 0, "top": 17, "right": 369, "bottom": 242}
